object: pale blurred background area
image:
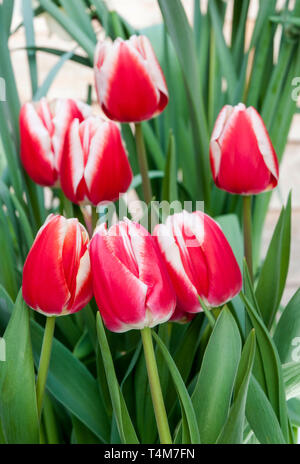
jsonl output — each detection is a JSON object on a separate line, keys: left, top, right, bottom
{"left": 7, "top": 0, "right": 300, "bottom": 304}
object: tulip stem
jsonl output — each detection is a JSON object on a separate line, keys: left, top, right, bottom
{"left": 199, "top": 296, "right": 215, "bottom": 328}
{"left": 243, "top": 195, "right": 253, "bottom": 282}
{"left": 140, "top": 327, "right": 172, "bottom": 444}
{"left": 63, "top": 196, "right": 74, "bottom": 219}
{"left": 92, "top": 206, "right": 98, "bottom": 232}
{"left": 36, "top": 316, "right": 56, "bottom": 422}
{"left": 135, "top": 123, "right": 152, "bottom": 205}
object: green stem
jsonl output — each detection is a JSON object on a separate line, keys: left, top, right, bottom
{"left": 198, "top": 296, "right": 215, "bottom": 328}
{"left": 135, "top": 123, "right": 152, "bottom": 205}
{"left": 243, "top": 195, "right": 253, "bottom": 282}
{"left": 140, "top": 327, "right": 172, "bottom": 444}
{"left": 36, "top": 316, "right": 56, "bottom": 421}
{"left": 43, "top": 393, "right": 60, "bottom": 444}
{"left": 63, "top": 195, "right": 74, "bottom": 219}
{"left": 91, "top": 206, "right": 98, "bottom": 232}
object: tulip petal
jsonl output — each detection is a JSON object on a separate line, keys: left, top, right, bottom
{"left": 153, "top": 223, "right": 200, "bottom": 315}
{"left": 22, "top": 216, "right": 70, "bottom": 315}
{"left": 52, "top": 98, "right": 90, "bottom": 171}
{"left": 20, "top": 103, "right": 57, "bottom": 186}
{"left": 129, "top": 35, "right": 169, "bottom": 114}
{"left": 90, "top": 228, "right": 148, "bottom": 332}
{"left": 216, "top": 108, "right": 275, "bottom": 194}
{"left": 61, "top": 219, "right": 83, "bottom": 302}
{"left": 246, "top": 106, "right": 279, "bottom": 181}
{"left": 126, "top": 221, "right": 175, "bottom": 325}
{"left": 210, "top": 105, "right": 235, "bottom": 178}
{"left": 97, "top": 39, "right": 161, "bottom": 122}
{"left": 67, "top": 249, "right": 93, "bottom": 314}
{"left": 60, "top": 119, "right": 86, "bottom": 204}
{"left": 201, "top": 213, "right": 242, "bottom": 306}
{"left": 84, "top": 121, "right": 132, "bottom": 205}
{"left": 154, "top": 211, "right": 242, "bottom": 318}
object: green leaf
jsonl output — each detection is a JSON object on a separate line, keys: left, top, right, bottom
{"left": 1, "top": 0, "right": 15, "bottom": 37}
{"left": 22, "top": 0, "right": 38, "bottom": 96}
{"left": 71, "top": 415, "right": 103, "bottom": 444}
{"left": 121, "top": 124, "right": 139, "bottom": 175}
{"left": 161, "top": 130, "right": 178, "bottom": 204}
{"left": 130, "top": 171, "right": 164, "bottom": 190}
{"left": 33, "top": 50, "right": 75, "bottom": 101}
{"left": 191, "top": 307, "right": 241, "bottom": 443}
{"left": 30, "top": 319, "right": 110, "bottom": 443}
{"left": 241, "top": 293, "right": 289, "bottom": 440}
{"left": 274, "top": 289, "right": 300, "bottom": 363}
{"left": 96, "top": 313, "right": 139, "bottom": 444}
{"left": 0, "top": 204, "right": 18, "bottom": 300}
{"left": 15, "top": 45, "right": 91, "bottom": 67}
{"left": 255, "top": 195, "right": 291, "bottom": 329}
{"left": 0, "top": 285, "right": 13, "bottom": 331}
{"left": 246, "top": 375, "right": 286, "bottom": 444}
{"left": 73, "top": 329, "right": 94, "bottom": 360}
{"left": 11, "top": 192, "right": 34, "bottom": 250}
{"left": 58, "top": 0, "right": 97, "bottom": 43}
{"left": 158, "top": 0, "right": 210, "bottom": 204}
{"left": 0, "top": 292, "right": 39, "bottom": 444}
{"left": 88, "top": 0, "right": 109, "bottom": 32}
{"left": 215, "top": 214, "right": 243, "bottom": 269}
{"left": 38, "top": 0, "right": 95, "bottom": 61}
{"left": 55, "top": 314, "right": 81, "bottom": 348}
{"left": 152, "top": 331, "right": 200, "bottom": 444}
{"left": 172, "top": 315, "right": 204, "bottom": 386}
{"left": 208, "top": 0, "right": 238, "bottom": 102}
{"left": 217, "top": 330, "right": 256, "bottom": 444}
{"left": 142, "top": 122, "right": 165, "bottom": 171}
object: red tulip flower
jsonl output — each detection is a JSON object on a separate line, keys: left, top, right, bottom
{"left": 20, "top": 98, "right": 91, "bottom": 186}
{"left": 60, "top": 116, "right": 133, "bottom": 205}
{"left": 89, "top": 219, "right": 176, "bottom": 332}
{"left": 22, "top": 215, "right": 93, "bottom": 316}
{"left": 210, "top": 103, "right": 279, "bottom": 195}
{"left": 154, "top": 211, "right": 242, "bottom": 322}
{"left": 94, "top": 35, "right": 169, "bottom": 123}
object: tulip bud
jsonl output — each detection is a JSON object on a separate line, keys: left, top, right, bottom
{"left": 89, "top": 219, "right": 176, "bottom": 332}
{"left": 154, "top": 211, "right": 242, "bottom": 321}
{"left": 210, "top": 103, "right": 279, "bottom": 195}
{"left": 60, "top": 116, "right": 133, "bottom": 205}
{"left": 20, "top": 98, "right": 91, "bottom": 186}
{"left": 94, "top": 35, "right": 169, "bottom": 122}
{"left": 22, "top": 214, "right": 93, "bottom": 316}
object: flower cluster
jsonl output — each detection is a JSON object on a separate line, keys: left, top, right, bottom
{"left": 22, "top": 211, "right": 242, "bottom": 331}
{"left": 21, "top": 34, "right": 279, "bottom": 334}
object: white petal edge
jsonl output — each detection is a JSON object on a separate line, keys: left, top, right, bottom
{"left": 23, "top": 103, "right": 54, "bottom": 166}
{"left": 246, "top": 106, "right": 278, "bottom": 179}
{"left": 69, "top": 119, "right": 85, "bottom": 194}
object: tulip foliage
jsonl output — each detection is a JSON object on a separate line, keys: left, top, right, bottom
{"left": 0, "top": 0, "right": 300, "bottom": 446}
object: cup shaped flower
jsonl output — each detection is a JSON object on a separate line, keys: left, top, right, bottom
{"left": 89, "top": 219, "right": 176, "bottom": 332}
{"left": 210, "top": 103, "right": 279, "bottom": 195}
{"left": 94, "top": 35, "right": 169, "bottom": 122}
{"left": 20, "top": 98, "right": 91, "bottom": 186}
{"left": 154, "top": 211, "right": 242, "bottom": 322}
{"left": 22, "top": 214, "right": 93, "bottom": 316}
{"left": 60, "top": 116, "right": 133, "bottom": 205}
